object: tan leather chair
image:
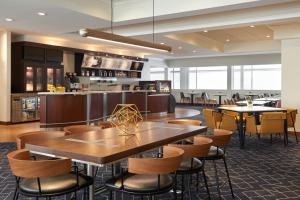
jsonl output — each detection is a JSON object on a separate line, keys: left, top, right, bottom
{"left": 203, "top": 109, "right": 221, "bottom": 129}
{"left": 169, "top": 136, "right": 212, "bottom": 199}
{"left": 16, "top": 131, "right": 66, "bottom": 150}
{"left": 219, "top": 113, "right": 238, "bottom": 131}
{"left": 7, "top": 149, "right": 93, "bottom": 199}
{"left": 246, "top": 112, "right": 286, "bottom": 144}
{"left": 286, "top": 109, "right": 298, "bottom": 143}
{"left": 203, "top": 129, "right": 234, "bottom": 199}
{"left": 105, "top": 146, "right": 184, "bottom": 199}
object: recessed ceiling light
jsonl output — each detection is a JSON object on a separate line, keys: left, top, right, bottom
{"left": 178, "top": 46, "right": 182, "bottom": 49}
{"left": 5, "top": 18, "right": 14, "bottom": 22}
{"left": 226, "top": 39, "right": 230, "bottom": 42}
{"left": 192, "top": 50, "right": 197, "bottom": 53}
{"left": 160, "top": 42, "right": 165, "bottom": 45}
{"left": 37, "top": 12, "right": 47, "bottom": 16}
{"left": 203, "top": 30, "right": 208, "bottom": 33}
{"left": 266, "top": 35, "right": 271, "bottom": 38}
{"left": 250, "top": 25, "right": 255, "bottom": 28}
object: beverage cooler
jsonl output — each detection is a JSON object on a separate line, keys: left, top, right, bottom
{"left": 11, "top": 93, "right": 40, "bottom": 123}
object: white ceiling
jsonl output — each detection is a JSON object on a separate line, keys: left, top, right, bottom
{"left": 0, "top": 0, "right": 299, "bottom": 60}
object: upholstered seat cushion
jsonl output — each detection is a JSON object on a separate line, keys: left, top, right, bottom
{"left": 19, "top": 173, "right": 93, "bottom": 195}
{"left": 205, "top": 146, "right": 224, "bottom": 159}
{"left": 178, "top": 157, "right": 202, "bottom": 171}
{"left": 107, "top": 173, "right": 173, "bottom": 192}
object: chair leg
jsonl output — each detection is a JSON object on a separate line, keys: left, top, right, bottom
{"left": 13, "top": 186, "right": 18, "bottom": 200}
{"left": 202, "top": 169, "right": 211, "bottom": 200}
{"left": 109, "top": 190, "right": 113, "bottom": 200}
{"left": 270, "top": 134, "right": 273, "bottom": 144}
{"left": 223, "top": 157, "right": 234, "bottom": 199}
{"left": 213, "top": 160, "right": 221, "bottom": 199}
{"left": 294, "top": 127, "right": 298, "bottom": 143}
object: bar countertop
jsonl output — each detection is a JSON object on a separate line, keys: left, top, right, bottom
{"left": 38, "top": 90, "right": 169, "bottom": 96}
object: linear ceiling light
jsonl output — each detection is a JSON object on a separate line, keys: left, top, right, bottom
{"left": 79, "top": 29, "right": 171, "bottom": 52}
{"left": 79, "top": 0, "right": 171, "bottom": 53}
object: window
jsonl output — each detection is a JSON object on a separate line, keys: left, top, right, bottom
{"left": 150, "top": 67, "right": 165, "bottom": 81}
{"left": 232, "top": 64, "right": 281, "bottom": 90}
{"left": 168, "top": 68, "right": 180, "bottom": 89}
{"left": 188, "top": 66, "right": 227, "bottom": 90}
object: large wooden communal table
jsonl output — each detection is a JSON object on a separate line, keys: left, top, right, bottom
{"left": 218, "top": 106, "right": 288, "bottom": 149}
{"left": 25, "top": 121, "right": 207, "bottom": 200}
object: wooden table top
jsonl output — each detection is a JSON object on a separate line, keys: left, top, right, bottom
{"left": 218, "top": 106, "right": 287, "bottom": 113}
{"left": 26, "top": 122, "right": 207, "bottom": 165}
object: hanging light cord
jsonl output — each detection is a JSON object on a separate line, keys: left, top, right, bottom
{"left": 111, "top": 0, "right": 114, "bottom": 34}
{"left": 152, "top": 0, "right": 155, "bottom": 44}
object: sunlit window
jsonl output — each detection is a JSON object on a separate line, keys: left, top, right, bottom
{"left": 168, "top": 68, "right": 180, "bottom": 89}
{"left": 150, "top": 67, "right": 165, "bottom": 81}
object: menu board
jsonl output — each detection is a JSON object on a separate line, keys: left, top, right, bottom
{"left": 81, "top": 54, "right": 102, "bottom": 68}
{"left": 130, "top": 62, "right": 144, "bottom": 71}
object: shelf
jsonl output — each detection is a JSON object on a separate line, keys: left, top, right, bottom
{"left": 81, "top": 67, "right": 141, "bottom": 73}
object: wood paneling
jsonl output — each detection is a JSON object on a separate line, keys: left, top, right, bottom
{"left": 125, "top": 92, "right": 147, "bottom": 112}
{"left": 90, "top": 93, "right": 104, "bottom": 120}
{"left": 147, "top": 95, "right": 170, "bottom": 113}
{"left": 106, "top": 93, "right": 122, "bottom": 115}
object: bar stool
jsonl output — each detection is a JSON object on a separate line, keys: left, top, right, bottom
{"left": 7, "top": 149, "right": 93, "bottom": 200}
{"left": 203, "top": 129, "right": 234, "bottom": 199}
{"left": 105, "top": 146, "right": 184, "bottom": 200}
{"left": 169, "top": 136, "right": 213, "bottom": 200}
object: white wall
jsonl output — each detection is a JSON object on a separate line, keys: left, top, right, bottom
{"left": 0, "top": 31, "right": 11, "bottom": 123}
{"left": 141, "top": 58, "right": 168, "bottom": 80}
{"left": 281, "top": 39, "right": 300, "bottom": 131}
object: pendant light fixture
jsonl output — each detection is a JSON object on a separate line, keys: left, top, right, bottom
{"left": 79, "top": 0, "right": 172, "bottom": 52}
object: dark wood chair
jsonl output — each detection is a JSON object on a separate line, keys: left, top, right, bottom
{"left": 105, "top": 146, "right": 184, "bottom": 199}
{"left": 180, "top": 92, "right": 191, "bottom": 104}
{"left": 7, "top": 149, "right": 93, "bottom": 200}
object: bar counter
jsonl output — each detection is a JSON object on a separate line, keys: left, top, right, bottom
{"left": 39, "top": 91, "right": 171, "bottom": 128}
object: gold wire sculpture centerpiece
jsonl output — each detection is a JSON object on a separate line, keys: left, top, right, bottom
{"left": 109, "top": 104, "right": 143, "bottom": 136}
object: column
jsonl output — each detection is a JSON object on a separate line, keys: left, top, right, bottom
{"left": 0, "top": 31, "right": 11, "bottom": 123}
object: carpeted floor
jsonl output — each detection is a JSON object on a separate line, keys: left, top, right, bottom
{"left": 1, "top": 106, "right": 300, "bottom": 200}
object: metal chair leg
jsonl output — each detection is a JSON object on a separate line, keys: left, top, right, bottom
{"left": 202, "top": 169, "right": 211, "bottom": 200}
{"left": 213, "top": 160, "right": 221, "bottom": 199}
{"left": 223, "top": 157, "right": 234, "bottom": 199}
{"left": 13, "top": 186, "right": 18, "bottom": 200}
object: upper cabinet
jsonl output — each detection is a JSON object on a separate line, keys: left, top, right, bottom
{"left": 11, "top": 42, "right": 64, "bottom": 93}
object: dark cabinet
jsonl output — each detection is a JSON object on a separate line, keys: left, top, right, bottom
{"left": 12, "top": 42, "right": 64, "bottom": 93}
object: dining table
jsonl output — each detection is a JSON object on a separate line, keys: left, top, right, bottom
{"left": 25, "top": 121, "right": 207, "bottom": 200}
{"left": 218, "top": 106, "right": 288, "bottom": 149}
{"left": 213, "top": 94, "right": 227, "bottom": 106}
{"left": 235, "top": 100, "right": 272, "bottom": 106}
{"left": 185, "top": 92, "right": 199, "bottom": 105}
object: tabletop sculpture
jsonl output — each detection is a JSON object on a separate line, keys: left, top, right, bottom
{"left": 109, "top": 104, "right": 143, "bottom": 136}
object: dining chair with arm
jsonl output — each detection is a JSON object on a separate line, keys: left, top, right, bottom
{"left": 287, "top": 108, "right": 298, "bottom": 143}
{"left": 180, "top": 92, "right": 191, "bottom": 104}
{"left": 169, "top": 136, "right": 213, "bottom": 199}
{"left": 7, "top": 149, "right": 93, "bottom": 200}
{"left": 105, "top": 146, "right": 184, "bottom": 200}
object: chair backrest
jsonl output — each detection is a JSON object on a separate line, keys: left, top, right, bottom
{"left": 16, "top": 131, "right": 66, "bottom": 150}
{"left": 286, "top": 108, "right": 297, "bottom": 127}
{"left": 203, "top": 109, "right": 216, "bottom": 129}
{"left": 169, "top": 136, "right": 212, "bottom": 158}
{"left": 167, "top": 119, "right": 202, "bottom": 126}
{"left": 128, "top": 146, "right": 184, "bottom": 175}
{"left": 260, "top": 112, "right": 286, "bottom": 134}
{"left": 219, "top": 113, "right": 237, "bottom": 131}
{"left": 245, "top": 115, "right": 257, "bottom": 134}
{"left": 64, "top": 125, "right": 102, "bottom": 135}
{"left": 205, "top": 129, "right": 233, "bottom": 147}
{"left": 7, "top": 149, "right": 71, "bottom": 178}
{"left": 180, "top": 92, "right": 185, "bottom": 98}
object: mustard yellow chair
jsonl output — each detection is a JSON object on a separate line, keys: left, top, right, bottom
{"left": 203, "top": 109, "right": 221, "bottom": 129}
{"left": 286, "top": 109, "right": 298, "bottom": 143}
{"left": 246, "top": 112, "right": 286, "bottom": 144}
{"left": 219, "top": 113, "right": 238, "bottom": 131}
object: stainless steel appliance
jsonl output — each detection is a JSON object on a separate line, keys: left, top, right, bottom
{"left": 11, "top": 93, "right": 40, "bottom": 123}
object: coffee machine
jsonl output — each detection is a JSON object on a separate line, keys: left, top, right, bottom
{"left": 65, "top": 73, "right": 80, "bottom": 92}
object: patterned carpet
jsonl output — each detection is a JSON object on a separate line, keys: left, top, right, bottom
{"left": 1, "top": 106, "right": 300, "bottom": 200}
